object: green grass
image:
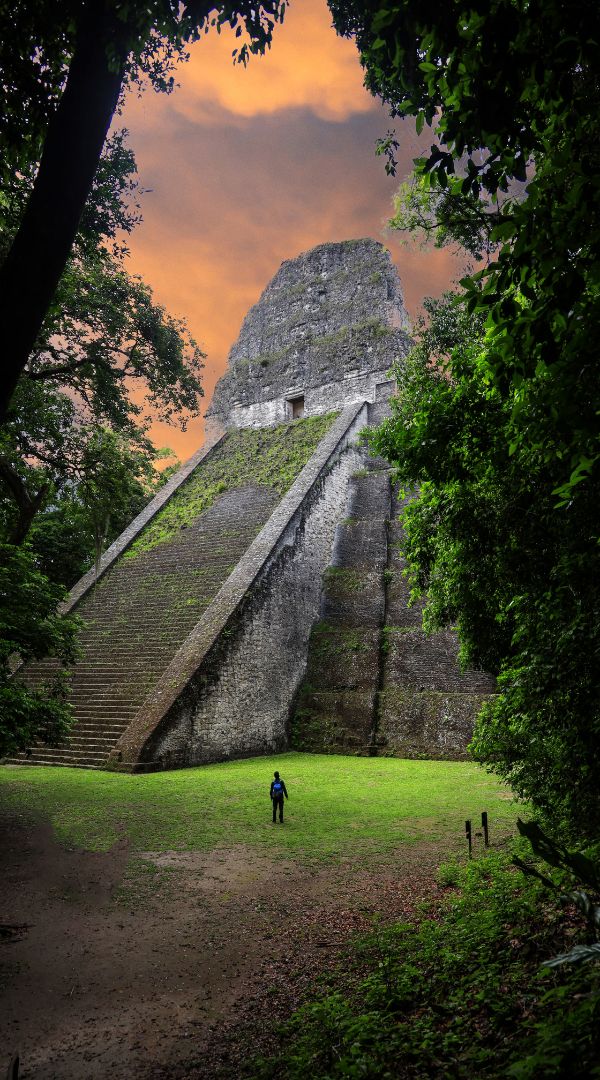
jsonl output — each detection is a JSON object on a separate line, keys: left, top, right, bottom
{"left": 0, "top": 753, "right": 518, "bottom": 859}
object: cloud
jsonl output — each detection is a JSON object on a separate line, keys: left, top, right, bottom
{"left": 119, "top": 6, "right": 460, "bottom": 460}
{"left": 163, "top": 0, "right": 372, "bottom": 124}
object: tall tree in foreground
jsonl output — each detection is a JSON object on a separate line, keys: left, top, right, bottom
{"left": 329, "top": 0, "right": 600, "bottom": 837}
{"left": 0, "top": 126, "right": 200, "bottom": 573}
{"left": 0, "top": 0, "right": 285, "bottom": 420}
{"left": 0, "top": 108, "right": 196, "bottom": 757}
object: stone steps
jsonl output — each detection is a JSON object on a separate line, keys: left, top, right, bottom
{"left": 65, "top": 710, "right": 137, "bottom": 722}
{"left": 13, "top": 474, "right": 280, "bottom": 770}
{"left": 5, "top": 755, "right": 106, "bottom": 770}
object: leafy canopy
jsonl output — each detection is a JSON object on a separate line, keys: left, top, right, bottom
{"left": 331, "top": 0, "right": 600, "bottom": 837}
{"left": 371, "top": 295, "right": 600, "bottom": 837}
{"left": 0, "top": 0, "right": 287, "bottom": 196}
{"left": 0, "top": 0, "right": 287, "bottom": 417}
{"left": 0, "top": 130, "right": 198, "bottom": 562}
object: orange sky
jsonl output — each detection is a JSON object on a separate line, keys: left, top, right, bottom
{"left": 120, "top": 0, "right": 462, "bottom": 460}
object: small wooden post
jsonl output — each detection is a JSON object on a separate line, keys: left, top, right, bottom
{"left": 465, "top": 819, "right": 472, "bottom": 859}
{"left": 481, "top": 811, "right": 489, "bottom": 847}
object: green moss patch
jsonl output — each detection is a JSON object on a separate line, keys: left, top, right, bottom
{"left": 322, "top": 566, "right": 365, "bottom": 594}
{"left": 126, "top": 414, "right": 337, "bottom": 558}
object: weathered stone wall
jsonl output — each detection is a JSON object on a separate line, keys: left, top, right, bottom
{"left": 10, "top": 418, "right": 337, "bottom": 770}
{"left": 290, "top": 455, "right": 390, "bottom": 753}
{"left": 291, "top": 435, "right": 496, "bottom": 759}
{"left": 107, "top": 404, "right": 369, "bottom": 770}
{"left": 151, "top": 437, "right": 365, "bottom": 765}
{"left": 206, "top": 239, "right": 411, "bottom": 432}
{"left": 219, "top": 370, "right": 395, "bottom": 432}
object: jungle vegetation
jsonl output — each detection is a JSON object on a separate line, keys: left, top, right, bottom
{"left": 328, "top": 0, "right": 600, "bottom": 842}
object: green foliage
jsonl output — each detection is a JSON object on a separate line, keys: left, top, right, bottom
{"left": 126, "top": 414, "right": 336, "bottom": 557}
{"left": 0, "top": 1, "right": 287, "bottom": 199}
{"left": 0, "top": 123, "right": 195, "bottom": 568}
{"left": 0, "top": 391, "right": 176, "bottom": 585}
{"left": 329, "top": 1, "right": 600, "bottom": 837}
{"left": 34, "top": 245, "right": 204, "bottom": 430}
{"left": 322, "top": 566, "right": 363, "bottom": 593}
{"left": 370, "top": 293, "right": 600, "bottom": 838}
{"left": 330, "top": 0, "right": 598, "bottom": 192}
{"left": 0, "top": 543, "right": 79, "bottom": 756}
{"left": 389, "top": 178, "right": 506, "bottom": 261}
{"left": 515, "top": 820, "right": 600, "bottom": 970}
{"left": 0, "top": 0, "right": 288, "bottom": 422}
{"left": 253, "top": 847, "right": 600, "bottom": 1079}
{"left": 79, "top": 428, "right": 171, "bottom": 578}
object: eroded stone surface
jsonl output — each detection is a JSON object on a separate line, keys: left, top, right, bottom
{"left": 7, "top": 238, "right": 493, "bottom": 771}
{"left": 205, "top": 238, "right": 411, "bottom": 438}
{"left": 291, "top": 427, "right": 496, "bottom": 758}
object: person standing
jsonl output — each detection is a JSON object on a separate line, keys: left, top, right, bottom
{"left": 270, "top": 770, "right": 288, "bottom": 823}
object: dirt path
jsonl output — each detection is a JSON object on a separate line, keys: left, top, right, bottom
{"left": 0, "top": 813, "right": 448, "bottom": 1079}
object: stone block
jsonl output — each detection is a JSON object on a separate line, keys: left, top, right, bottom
{"left": 331, "top": 520, "right": 388, "bottom": 570}
{"left": 377, "top": 689, "right": 490, "bottom": 759}
{"left": 382, "top": 629, "right": 496, "bottom": 694}
{"left": 304, "top": 623, "right": 380, "bottom": 691}
{"left": 387, "top": 523, "right": 408, "bottom": 571}
{"left": 346, "top": 471, "right": 391, "bottom": 521}
{"left": 385, "top": 572, "right": 425, "bottom": 628}
{"left": 321, "top": 568, "right": 385, "bottom": 627}
{"left": 291, "top": 690, "right": 375, "bottom": 752}
{"left": 366, "top": 399, "right": 393, "bottom": 427}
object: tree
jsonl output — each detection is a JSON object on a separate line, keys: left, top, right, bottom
{"left": 330, "top": 0, "right": 600, "bottom": 494}
{"left": 388, "top": 179, "right": 505, "bottom": 262}
{"left": 0, "top": 120, "right": 198, "bottom": 554}
{"left": 0, "top": 542, "right": 80, "bottom": 758}
{"left": 0, "top": 240, "right": 197, "bottom": 534}
{"left": 370, "top": 296, "right": 600, "bottom": 837}
{"left": 332, "top": 1, "right": 600, "bottom": 836}
{"left": 0, "top": 95, "right": 190, "bottom": 752}
{"left": 0, "top": 0, "right": 286, "bottom": 419}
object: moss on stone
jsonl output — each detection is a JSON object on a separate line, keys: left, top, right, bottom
{"left": 229, "top": 317, "right": 394, "bottom": 377}
{"left": 322, "top": 566, "right": 365, "bottom": 594}
{"left": 125, "top": 413, "right": 338, "bottom": 558}
{"left": 306, "top": 622, "right": 373, "bottom": 660}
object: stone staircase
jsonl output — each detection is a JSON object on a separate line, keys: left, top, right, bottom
{"left": 7, "top": 483, "right": 279, "bottom": 769}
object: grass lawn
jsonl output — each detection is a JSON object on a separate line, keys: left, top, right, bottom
{"left": 0, "top": 753, "right": 519, "bottom": 861}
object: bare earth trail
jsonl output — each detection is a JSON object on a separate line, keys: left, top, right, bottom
{"left": 0, "top": 811, "right": 450, "bottom": 1079}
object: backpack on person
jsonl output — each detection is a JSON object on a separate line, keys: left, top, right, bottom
{"left": 272, "top": 780, "right": 283, "bottom": 798}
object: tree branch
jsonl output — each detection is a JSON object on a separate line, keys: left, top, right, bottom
{"left": 0, "top": 455, "right": 50, "bottom": 544}
{"left": 27, "top": 357, "right": 89, "bottom": 381}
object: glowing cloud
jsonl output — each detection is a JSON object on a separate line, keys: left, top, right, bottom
{"left": 119, "top": 0, "right": 460, "bottom": 460}
{"left": 170, "top": 0, "right": 373, "bottom": 123}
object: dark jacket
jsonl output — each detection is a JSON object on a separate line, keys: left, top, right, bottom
{"left": 270, "top": 778, "right": 288, "bottom": 799}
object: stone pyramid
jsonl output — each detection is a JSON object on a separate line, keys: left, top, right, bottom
{"left": 6, "top": 239, "right": 493, "bottom": 771}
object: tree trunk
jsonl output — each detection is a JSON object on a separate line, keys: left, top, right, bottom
{"left": 0, "top": 456, "right": 49, "bottom": 545}
{"left": 0, "top": 2, "right": 129, "bottom": 423}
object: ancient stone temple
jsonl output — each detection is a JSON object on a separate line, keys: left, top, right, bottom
{"left": 204, "top": 237, "right": 410, "bottom": 441}
{"left": 8, "top": 239, "right": 494, "bottom": 771}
